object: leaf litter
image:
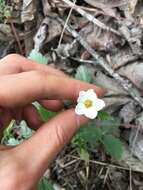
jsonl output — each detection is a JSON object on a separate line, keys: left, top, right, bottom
{"left": 1, "top": 0, "right": 143, "bottom": 189}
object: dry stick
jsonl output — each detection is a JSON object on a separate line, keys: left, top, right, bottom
{"left": 59, "top": 21, "right": 143, "bottom": 108}
{"left": 61, "top": 0, "right": 121, "bottom": 36}
{"left": 129, "top": 168, "right": 133, "bottom": 190}
{"left": 58, "top": 0, "right": 77, "bottom": 48}
{"left": 59, "top": 4, "right": 101, "bottom": 13}
{"left": 131, "top": 125, "right": 141, "bottom": 155}
{"left": 103, "top": 167, "right": 110, "bottom": 186}
{"left": 70, "top": 155, "right": 130, "bottom": 172}
{"left": 10, "top": 21, "right": 23, "bottom": 55}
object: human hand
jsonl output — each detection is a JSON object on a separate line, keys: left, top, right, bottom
{"left": 0, "top": 54, "right": 105, "bottom": 190}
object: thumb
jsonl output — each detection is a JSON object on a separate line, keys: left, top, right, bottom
{"left": 13, "top": 109, "right": 88, "bottom": 178}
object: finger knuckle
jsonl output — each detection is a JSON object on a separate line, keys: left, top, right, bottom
{"left": 33, "top": 70, "right": 47, "bottom": 81}
{"left": 32, "top": 70, "right": 49, "bottom": 95}
{"left": 54, "top": 124, "right": 65, "bottom": 147}
{"left": 3, "top": 54, "right": 22, "bottom": 61}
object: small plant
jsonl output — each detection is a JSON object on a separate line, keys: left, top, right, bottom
{"left": 73, "top": 65, "right": 123, "bottom": 161}
{"left": 1, "top": 120, "right": 33, "bottom": 145}
{"left": 38, "top": 177, "right": 54, "bottom": 190}
{"left": 75, "top": 65, "right": 93, "bottom": 83}
{"left": 72, "top": 111, "right": 123, "bottom": 161}
{"left": 0, "top": 0, "right": 12, "bottom": 22}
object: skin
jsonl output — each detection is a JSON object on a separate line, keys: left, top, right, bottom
{"left": 0, "top": 54, "right": 105, "bottom": 190}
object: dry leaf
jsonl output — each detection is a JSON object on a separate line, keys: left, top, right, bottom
{"left": 21, "top": 0, "right": 36, "bottom": 22}
{"left": 120, "top": 144, "right": 143, "bottom": 173}
{"left": 118, "top": 62, "right": 143, "bottom": 90}
{"left": 94, "top": 71, "right": 127, "bottom": 95}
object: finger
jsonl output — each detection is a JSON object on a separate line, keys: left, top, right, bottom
{"left": 0, "top": 145, "right": 13, "bottom": 151}
{"left": 23, "top": 101, "right": 63, "bottom": 129}
{"left": 39, "top": 100, "right": 64, "bottom": 112}
{"left": 0, "top": 54, "right": 66, "bottom": 77}
{"left": 23, "top": 105, "right": 43, "bottom": 130}
{"left": 0, "top": 108, "right": 12, "bottom": 129}
{"left": 14, "top": 109, "right": 88, "bottom": 178}
{"left": 0, "top": 71, "right": 105, "bottom": 108}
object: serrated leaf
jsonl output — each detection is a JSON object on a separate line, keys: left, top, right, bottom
{"left": 28, "top": 49, "right": 48, "bottom": 65}
{"left": 75, "top": 65, "right": 92, "bottom": 82}
{"left": 97, "top": 116, "right": 121, "bottom": 136}
{"left": 96, "top": 111, "right": 120, "bottom": 133}
{"left": 81, "top": 127, "right": 102, "bottom": 144}
{"left": 72, "top": 113, "right": 123, "bottom": 160}
{"left": 73, "top": 120, "right": 103, "bottom": 146}
{"left": 97, "top": 119, "right": 121, "bottom": 128}
{"left": 98, "top": 111, "right": 114, "bottom": 120}
{"left": 79, "top": 148, "right": 89, "bottom": 163}
{"left": 102, "top": 135, "right": 123, "bottom": 160}
{"left": 38, "top": 177, "right": 54, "bottom": 190}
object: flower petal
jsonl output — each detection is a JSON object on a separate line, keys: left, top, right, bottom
{"left": 77, "top": 91, "right": 86, "bottom": 102}
{"left": 93, "top": 99, "right": 105, "bottom": 111}
{"left": 86, "top": 89, "right": 97, "bottom": 101}
{"left": 75, "top": 103, "right": 86, "bottom": 115}
{"left": 79, "top": 90, "right": 86, "bottom": 97}
{"left": 84, "top": 107, "right": 98, "bottom": 119}
{"left": 87, "top": 89, "right": 95, "bottom": 94}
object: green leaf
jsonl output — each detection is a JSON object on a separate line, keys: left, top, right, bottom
{"left": 1, "top": 120, "right": 33, "bottom": 145}
{"left": 72, "top": 112, "right": 123, "bottom": 161}
{"left": 19, "top": 121, "right": 33, "bottom": 139}
{"left": 96, "top": 112, "right": 120, "bottom": 136}
{"left": 7, "top": 138, "right": 21, "bottom": 146}
{"left": 98, "top": 111, "right": 114, "bottom": 120}
{"left": 80, "top": 126, "right": 102, "bottom": 144}
{"left": 28, "top": 49, "right": 48, "bottom": 65}
{"left": 79, "top": 148, "right": 90, "bottom": 163}
{"left": 38, "top": 105, "right": 56, "bottom": 122}
{"left": 75, "top": 65, "right": 92, "bottom": 83}
{"left": 102, "top": 135, "right": 123, "bottom": 160}
{"left": 33, "top": 102, "right": 56, "bottom": 122}
{"left": 0, "top": 0, "right": 12, "bottom": 21}
{"left": 4, "top": 120, "right": 15, "bottom": 137}
{"left": 1, "top": 120, "right": 16, "bottom": 144}
{"left": 72, "top": 120, "right": 102, "bottom": 147}
{"left": 38, "top": 177, "right": 54, "bottom": 190}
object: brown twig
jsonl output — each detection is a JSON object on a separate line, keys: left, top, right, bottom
{"left": 61, "top": 0, "right": 121, "bottom": 36}
{"left": 70, "top": 155, "right": 130, "bottom": 172}
{"left": 58, "top": 0, "right": 77, "bottom": 48}
{"left": 10, "top": 21, "right": 24, "bottom": 55}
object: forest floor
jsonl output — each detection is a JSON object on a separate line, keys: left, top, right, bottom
{"left": 1, "top": 0, "right": 143, "bottom": 189}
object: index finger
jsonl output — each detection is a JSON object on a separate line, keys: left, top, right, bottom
{"left": 0, "top": 71, "right": 105, "bottom": 107}
{"left": 0, "top": 54, "right": 65, "bottom": 77}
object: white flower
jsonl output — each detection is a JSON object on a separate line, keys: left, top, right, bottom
{"left": 75, "top": 89, "right": 105, "bottom": 119}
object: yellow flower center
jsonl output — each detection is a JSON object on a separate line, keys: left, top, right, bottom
{"left": 84, "top": 99, "right": 93, "bottom": 108}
